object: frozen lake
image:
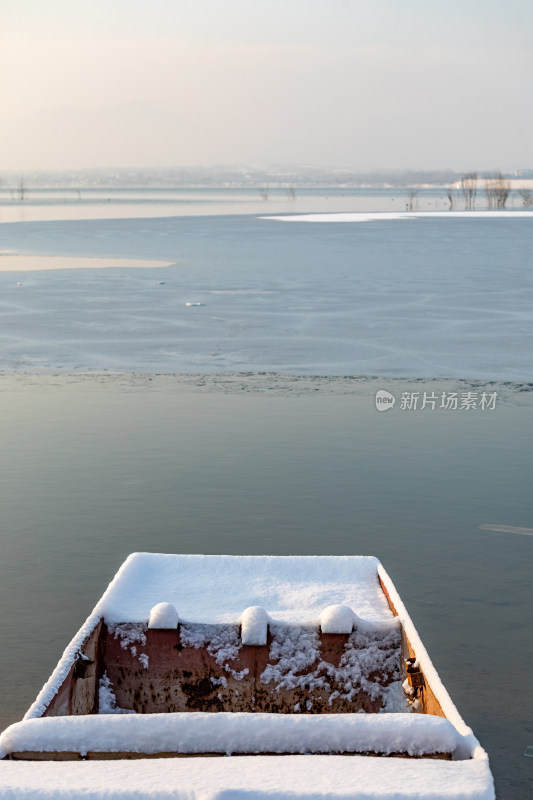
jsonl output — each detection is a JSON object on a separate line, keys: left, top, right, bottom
{"left": 1, "top": 207, "right": 533, "bottom": 379}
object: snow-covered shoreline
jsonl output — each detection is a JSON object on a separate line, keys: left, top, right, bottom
{"left": 262, "top": 210, "right": 533, "bottom": 222}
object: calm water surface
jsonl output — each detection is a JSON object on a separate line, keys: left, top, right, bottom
{"left": 0, "top": 374, "right": 531, "bottom": 798}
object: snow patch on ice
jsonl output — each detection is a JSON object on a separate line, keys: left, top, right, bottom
{"left": 262, "top": 210, "right": 533, "bottom": 223}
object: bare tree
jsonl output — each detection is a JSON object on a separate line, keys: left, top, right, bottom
{"left": 460, "top": 172, "right": 478, "bottom": 210}
{"left": 495, "top": 173, "right": 511, "bottom": 208}
{"left": 484, "top": 178, "right": 495, "bottom": 209}
{"left": 485, "top": 172, "right": 511, "bottom": 209}
{"left": 446, "top": 189, "right": 456, "bottom": 211}
{"left": 406, "top": 188, "right": 419, "bottom": 211}
{"left": 518, "top": 188, "right": 533, "bottom": 207}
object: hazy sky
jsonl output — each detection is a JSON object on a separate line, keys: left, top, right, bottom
{"left": 2, "top": 0, "right": 532, "bottom": 172}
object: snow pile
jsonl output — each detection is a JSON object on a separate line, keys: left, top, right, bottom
{"left": 0, "top": 755, "right": 496, "bottom": 800}
{"left": 148, "top": 602, "right": 179, "bottom": 629}
{"left": 98, "top": 674, "right": 135, "bottom": 715}
{"left": 260, "top": 623, "right": 403, "bottom": 709}
{"left": 240, "top": 606, "right": 269, "bottom": 645}
{"left": 0, "top": 712, "right": 461, "bottom": 757}
{"left": 96, "top": 554, "right": 393, "bottom": 626}
{"left": 319, "top": 604, "right": 355, "bottom": 633}
{"left": 0, "top": 755, "right": 496, "bottom": 799}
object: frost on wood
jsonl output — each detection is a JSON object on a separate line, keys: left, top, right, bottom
{"left": 148, "top": 602, "right": 179, "bottom": 629}
{"left": 240, "top": 606, "right": 269, "bottom": 645}
{"left": 180, "top": 623, "right": 249, "bottom": 680}
{"left": 261, "top": 625, "right": 322, "bottom": 693}
{"left": 109, "top": 623, "right": 147, "bottom": 650}
{"left": 260, "top": 623, "right": 405, "bottom": 711}
{"left": 108, "top": 622, "right": 149, "bottom": 669}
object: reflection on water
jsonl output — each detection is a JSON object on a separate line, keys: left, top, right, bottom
{"left": 0, "top": 374, "right": 531, "bottom": 798}
{"left": 0, "top": 186, "right": 477, "bottom": 223}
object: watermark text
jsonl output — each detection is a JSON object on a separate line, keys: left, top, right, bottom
{"left": 375, "top": 390, "right": 498, "bottom": 412}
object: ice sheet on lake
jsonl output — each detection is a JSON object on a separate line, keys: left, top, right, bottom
{"left": 1, "top": 213, "right": 532, "bottom": 379}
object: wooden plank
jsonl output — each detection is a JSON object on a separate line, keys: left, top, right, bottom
{"left": 8, "top": 750, "right": 452, "bottom": 761}
{"left": 378, "top": 576, "right": 445, "bottom": 718}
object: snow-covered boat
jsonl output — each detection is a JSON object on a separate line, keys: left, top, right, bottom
{"left": 0, "top": 554, "right": 495, "bottom": 799}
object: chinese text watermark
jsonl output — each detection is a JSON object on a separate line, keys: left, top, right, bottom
{"left": 375, "top": 390, "right": 498, "bottom": 412}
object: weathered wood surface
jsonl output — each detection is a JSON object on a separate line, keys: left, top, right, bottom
{"left": 103, "top": 627, "right": 396, "bottom": 715}
{"left": 379, "top": 576, "right": 445, "bottom": 718}
{"left": 8, "top": 750, "right": 452, "bottom": 761}
{"left": 43, "top": 620, "right": 103, "bottom": 718}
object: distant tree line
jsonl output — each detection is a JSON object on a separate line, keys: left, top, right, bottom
{"left": 435, "top": 172, "right": 532, "bottom": 211}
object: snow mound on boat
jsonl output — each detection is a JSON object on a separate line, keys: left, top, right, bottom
{"left": 148, "top": 602, "right": 179, "bottom": 629}
{"left": 240, "top": 606, "right": 269, "bottom": 645}
{"left": 320, "top": 605, "right": 355, "bottom": 633}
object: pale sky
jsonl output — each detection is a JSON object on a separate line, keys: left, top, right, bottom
{"left": 1, "top": 0, "right": 532, "bottom": 172}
